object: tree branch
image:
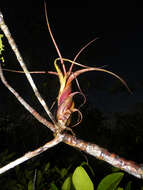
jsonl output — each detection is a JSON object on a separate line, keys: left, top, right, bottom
{"left": 0, "top": 134, "right": 64, "bottom": 174}
{"left": 0, "top": 63, "right": 55, "bottom": 132}
{"left": 0, "top": 10, "right": 143, "bottom": 180}
{"left": 0, "top": 11, "right": 56, "bottom": 125}
{"left": 63, "top": 134, "right": 143, "bottom": 179}
{"left": 0, "top": 132, "right": 143, "bottom": 179}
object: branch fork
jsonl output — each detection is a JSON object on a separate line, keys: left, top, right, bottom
{"left": 0, "top": 9, "right": 143, "bottom": 179}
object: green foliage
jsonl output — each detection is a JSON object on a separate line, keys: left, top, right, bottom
{"left": 50, "top": 183, "right": 59, "bottom": 190}
{"left": 97, "top": 172, "right": 124, "bottom": 190}
{"left": 62, "top": 176, "right": 72, "bottom": 190}
{"left": 72, "top": 166, "right": 94, "bottom": 190}
{"left": 0, "top": 33, "right": 4, "bottom": 63}
{"left": 27, "top": 180, "right": 33, "bottom": 190}
{"left": 125, "top": 181, "right": 132, "bottom": 190}
{"left": 0, "top": 149, "right": 16, "bottom": 166}
{"left": 0, "top": 34, "right": 4, "bottom": 54}
{"left": 0, "top": 149, "right": 143, "bottom": 189}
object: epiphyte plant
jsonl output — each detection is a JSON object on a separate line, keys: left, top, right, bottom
{"left": 43, "top": 5, "right": 131, "bottom": 132}
{"left": 0, "top": 5, "right": 143, "bottom": 179}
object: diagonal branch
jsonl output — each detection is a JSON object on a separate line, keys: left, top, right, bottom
{"left": 0, "top": 131, "right": 143, "bottom": 179}
{"left": 0, "top": 63, "right": 143, "bottom": 178}
{"left": 0, "top": 10, "right": 143, "bottom": 180}
{"left": 0, "top": 133, "right": 64, "bottom": 174}
{"left": 0, "top": 63, "right": 55, "bottom": 132}
{"left": 63, "top": 134, "right": 143, "bottom": 179}
{"left": 0, "top": 11, "right": 56, "bottom": 125}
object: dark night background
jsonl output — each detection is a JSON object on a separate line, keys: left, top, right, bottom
{"left": 1, "top": 2, "right": 143, "bottom": 113}
{"left": 0, "top": 2, "right": 143, "bottom": 188}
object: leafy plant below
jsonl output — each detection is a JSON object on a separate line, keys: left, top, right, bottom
{"left": 0, "top": 150, "right": 143, "bottom": 189}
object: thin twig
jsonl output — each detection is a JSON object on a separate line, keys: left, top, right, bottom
{"left": 0, "top": 134, "right": 64, "bottom": 174}
{"left": 0, "top": 11, "right": 56, "bottom": 125}
{"left": 0, "top": 10, "right": 143, "bottom": 180}
{"left": 0, "top": 63, "right": 55, "bottom": 132}
{"left": 0, "top": 61, "right": 143, "bottom": 179}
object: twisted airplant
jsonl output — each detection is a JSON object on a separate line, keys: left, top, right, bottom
{"left": 44, "top": 5, "right": 131, "bottom": 132}
{"left": 2, "top": 6, "right": 143, "bottom": 180}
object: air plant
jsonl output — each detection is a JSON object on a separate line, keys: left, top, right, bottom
{"left": 1, "top": 5, "right": 131, "bottom": 133}
{"left": 0, "top": 6, "right": 131, "bottom": 133}
{"left": 43, "top": 5, "right": 131, "bottom": 133}
{"left": 2, "top": 7, "right": 143, "bottom": 180}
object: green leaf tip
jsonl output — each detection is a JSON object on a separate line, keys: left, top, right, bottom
{"left": 97, "top": 172, "right": 124, "bottom": 190}
{"left": 72, "top": 166, "right": 94, "bottom": 190}
{"left": 0, "top": 34, "right": 4, "bottom": 54}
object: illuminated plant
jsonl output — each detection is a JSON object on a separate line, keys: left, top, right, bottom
{"left": 0, "top": 5, "right": 143, "bottom": 179}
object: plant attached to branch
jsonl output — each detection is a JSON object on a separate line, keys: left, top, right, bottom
{"left": 0, "top": 6, "right": 143, "bottom": 180}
